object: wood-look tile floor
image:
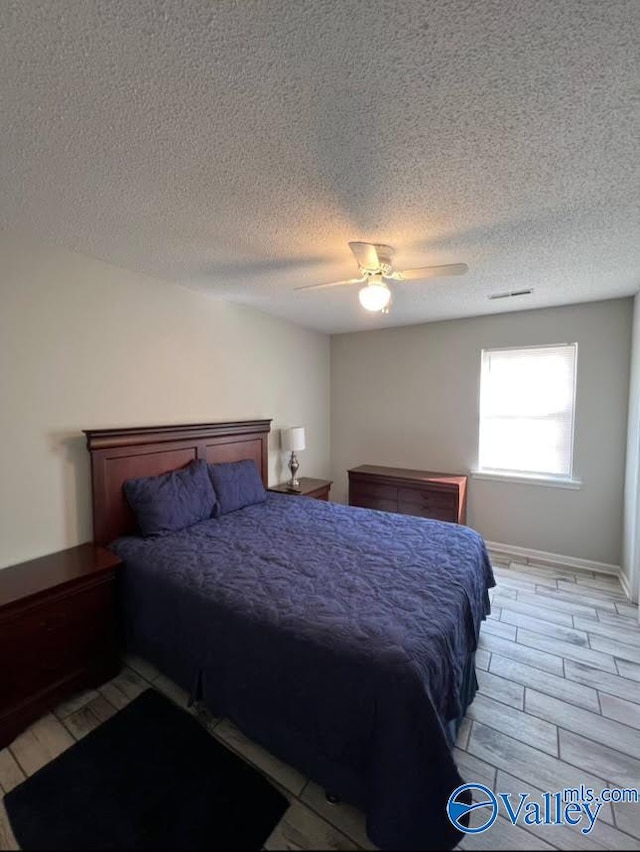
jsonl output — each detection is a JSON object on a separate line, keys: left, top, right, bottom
{"left": 1, "top": 557, "right": 639, "bottom": 850}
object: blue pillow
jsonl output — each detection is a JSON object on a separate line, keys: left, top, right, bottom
{"left": 208, "top": 459, "right": 266, "bottom": 516}
{"left": 124, "top": 459, "right": 217, "bottom": 537}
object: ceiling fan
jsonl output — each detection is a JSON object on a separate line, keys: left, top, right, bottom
{"left": 295, "top": 242, "right": 468, "bottom": 313}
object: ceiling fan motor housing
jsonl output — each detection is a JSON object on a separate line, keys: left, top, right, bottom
{"left": 358, "top": 245, "right": 394, "bottom": 276}
{"left": 370, "top": 244, "right": 394, "bottom": 272}
{"left": 349, "top": 241, "right": 395, "bottom": 275}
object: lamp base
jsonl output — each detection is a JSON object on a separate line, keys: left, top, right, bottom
{"left": 288, "top": 452, "right": 300, "bottom": 491}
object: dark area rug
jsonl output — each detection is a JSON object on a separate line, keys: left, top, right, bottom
{"left": 4, "top": 688, "right": 288, "bottom": 850}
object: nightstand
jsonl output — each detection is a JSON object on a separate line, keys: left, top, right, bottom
{"left": 0, "top": 543, "right": 121, "bottom": 747}
{"left": 268, "top": 477, "right": 332, "bottom": 501}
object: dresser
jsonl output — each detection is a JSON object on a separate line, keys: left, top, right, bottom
{"left": 0, "top": 544, "right": 121, "bottom": 747}
{"left": 268, "top": 477, "right": 332, "bottom": 501}
{"left": 348, "top": 465, "right": 467, "bottom": 524}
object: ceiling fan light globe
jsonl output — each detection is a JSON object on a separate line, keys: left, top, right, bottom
{"left": 358, "top": 282, "right": 391, "bottom": 312}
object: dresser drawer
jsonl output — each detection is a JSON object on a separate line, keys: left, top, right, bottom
{"left": 352, "top": 496, "right": 398, "bottom": 513}
{"left": 350, "top": 481, "right": 397, "bottom": 501}
{"left": 0, "top": 581, "right": 115, "bottom": 707}
{"left": 397, "top": 503, "right": 457, "bottom": 522}
{"left": 397, "top": 487, "right": 456, "bottom": 516}
{"left": 349, "top": 480, "right": 398, "bottom": 512}
{"left": 397, "top": 486, "right": 455, "bottom": 508}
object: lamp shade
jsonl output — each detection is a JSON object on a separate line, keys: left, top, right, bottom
{"left": 358, "top": 281, "right": 391, "bottom": 312}
{"left": 281, "top": 426, "right": 306, "bottom": 452}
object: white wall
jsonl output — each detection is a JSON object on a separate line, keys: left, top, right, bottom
{"left": 0, "top": 235, "right": 330, "bottom": 569}
{"left": 331, "top": 300, "right": 632, "bottom": 567}
{"left": 622, "top": 293, "right": 640, "bottom": 601}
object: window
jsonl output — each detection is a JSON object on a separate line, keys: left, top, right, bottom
{"left": 478, "top": 343, "right": 578, "bottom": 480}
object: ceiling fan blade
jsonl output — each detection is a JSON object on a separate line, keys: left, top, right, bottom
{"left": 348, "top": 242, "right": 381, "bottom": 270}
{"left": 294, "top": 277, "right": 366, "bottom": 292}
{"left": 391, "top": 263, "right": 469, "bottom": 281}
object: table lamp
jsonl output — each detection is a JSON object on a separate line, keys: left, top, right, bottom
{"left": 281, "top": 426, "right": 306, "bottom": 490}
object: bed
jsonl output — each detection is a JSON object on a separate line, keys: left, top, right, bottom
{"left": 85, "top": 419, "right": 494, "bottom": 851}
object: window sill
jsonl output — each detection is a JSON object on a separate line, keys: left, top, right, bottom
{"left": 471, "top": 470, "right": 582, "bottom": 490}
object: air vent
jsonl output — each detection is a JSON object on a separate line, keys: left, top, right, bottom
{"left": 488, "top": 288, "right": 534, "bottom": 301}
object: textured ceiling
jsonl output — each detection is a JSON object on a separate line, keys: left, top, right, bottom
{"left": 1, "top": 0, "right": 639, "bottom": 334}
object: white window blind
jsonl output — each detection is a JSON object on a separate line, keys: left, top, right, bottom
{"left": 478, "top": 343, "right": 578, "bottom": 479}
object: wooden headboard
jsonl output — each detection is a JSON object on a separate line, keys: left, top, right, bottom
{"left": 84, "top": 420, "right": 271, "bottom": 545}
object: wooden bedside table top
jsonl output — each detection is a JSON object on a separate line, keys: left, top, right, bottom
{"left": 268, "top": 477, "right": 333, "bottom": 496}
{"left": 0, "top": 543, "right": 121, "bottom": 610}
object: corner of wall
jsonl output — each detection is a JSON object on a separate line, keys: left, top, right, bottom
{"left": 622, "top": 292, "right": 640, "bottom": 604}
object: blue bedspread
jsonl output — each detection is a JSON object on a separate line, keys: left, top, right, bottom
{"left": 112, "top": 494, "right": 494, "bottom": 850}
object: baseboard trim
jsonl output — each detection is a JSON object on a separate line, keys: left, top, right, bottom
{"left": 485, "top": 540, "right": 621, "bottom": 580}
{"left": 619, "top": 571, "right": 632, "bottom": 600}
